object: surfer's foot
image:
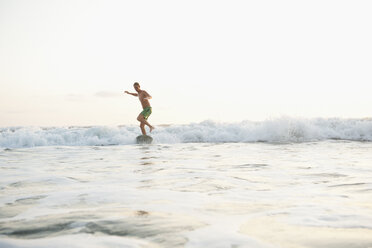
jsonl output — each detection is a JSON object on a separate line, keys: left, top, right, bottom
{"left": 150, "top": 126, "right": 155, "bottom": 133}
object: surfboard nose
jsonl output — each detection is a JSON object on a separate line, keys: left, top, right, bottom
{"left": 136, "top": 135, "right": 153, "bottom": 144}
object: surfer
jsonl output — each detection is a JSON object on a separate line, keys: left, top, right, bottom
{"left": 124, "top": 82, "right": 155, "bottom": 135}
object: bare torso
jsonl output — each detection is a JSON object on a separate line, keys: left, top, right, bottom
{"left": 138, "top": 90, "right": 151, "bottom": 109}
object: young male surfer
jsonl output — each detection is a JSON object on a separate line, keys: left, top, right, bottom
{"left": 124, "top": 82, "right": 155, "bottom": 135}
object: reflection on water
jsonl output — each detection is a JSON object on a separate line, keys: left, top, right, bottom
{"left": 1, "top": 142, "right": 372, "bottom": 248}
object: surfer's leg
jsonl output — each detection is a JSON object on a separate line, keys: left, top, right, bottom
{"left": 137, "top": 114, "right": 154, "bottom": 133}
{"left": 144, "top": 120, "right": 154, "bottom": 133}
{"left": 140, "top": 122, "right": 146, "bottom": 135}
{"left": 149, "top": 125, "right": 155, "bottom": 133}
{"left": 137, "top": 114, "right": 147, "bottom": 135}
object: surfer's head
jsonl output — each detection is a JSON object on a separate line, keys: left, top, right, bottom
{"left": 133, "top": 82, "right": 140, "bottom": 92}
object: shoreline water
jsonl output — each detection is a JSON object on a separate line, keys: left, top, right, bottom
{"left": 1, "top": 141, "right": 372, "bottom": 247}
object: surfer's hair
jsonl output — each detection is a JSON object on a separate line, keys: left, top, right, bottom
{"left": 133, "top": 82, "right": 140, "bottom": 87}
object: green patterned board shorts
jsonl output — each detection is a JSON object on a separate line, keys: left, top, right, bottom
{"left": 140, "top": 107, "right": 152, "bottom": 120}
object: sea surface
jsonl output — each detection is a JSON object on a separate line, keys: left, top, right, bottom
{"left": 1, "top": 118, "right": 372, "bottom": 248}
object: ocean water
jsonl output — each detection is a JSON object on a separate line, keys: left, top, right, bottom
{"left": 1, "top": 118, "right": 372, "bottom": 248}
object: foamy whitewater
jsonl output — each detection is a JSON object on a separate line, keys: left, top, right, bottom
{"left": 1, "top": 118, "right": 372, "bottom": 248}
{"left": 1, "top": 118, "right": 372, "bottom": 148}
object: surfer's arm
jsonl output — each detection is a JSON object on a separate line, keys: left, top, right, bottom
{"left": 124, "top": 91, "right": 138, "bottom": 97}
{"left": 143, "top": 91, "right": 152, "bottom": 100}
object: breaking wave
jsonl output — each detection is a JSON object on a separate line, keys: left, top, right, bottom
{"left": 1, "top": 118, "right": 372, "bottom": 148}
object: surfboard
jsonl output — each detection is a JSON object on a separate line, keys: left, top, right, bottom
{"left": 136, "top": 135, "right": 153, "bottom": 144}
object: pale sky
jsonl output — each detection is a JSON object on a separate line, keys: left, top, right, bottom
{"left": 1, "top": 0, "right": 371, "bottom": 127}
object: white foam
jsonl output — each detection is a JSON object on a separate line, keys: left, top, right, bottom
{"left": 1, "top": 118, "right": 372, "bottom": 148}
{"left": 0, "top": 234, "right": 158, "bottom": 248}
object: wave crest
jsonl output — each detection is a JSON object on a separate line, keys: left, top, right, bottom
{"left": 1, "top": 118, "right": 371, "bottom": 148}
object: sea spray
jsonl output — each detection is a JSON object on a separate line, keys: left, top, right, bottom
{"left": 1, "top": 118, "right": 372, "bottom": 148}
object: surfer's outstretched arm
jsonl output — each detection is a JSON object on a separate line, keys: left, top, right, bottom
{"left": 124, "top": 91, "right": 138, "bottom": 97}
